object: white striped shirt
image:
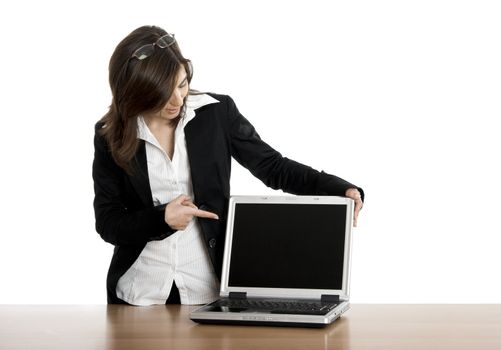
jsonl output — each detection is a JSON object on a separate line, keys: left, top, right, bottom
{"left": 116, "top": 94, "right": 220, "bottom": 306}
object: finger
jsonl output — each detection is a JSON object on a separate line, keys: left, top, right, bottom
{"left": 182, "top": 200, "right": 198, "bottom": 209}
{"left": 191, "top": 208, "right": 219, "bottom": 220}
{"left": 175, "top": 194, "right": 191, "bottom": 204}
{"left": 353, "top": 200, "right": 362, "bottom": 227}
{"left": 355, "top": 198, "right": 363, "bottom": 211}
{"left": 346, "top": 188, "right": 360, "bottom": 199}
{"left": 354, "top": 202, "right": 361, "bottom": 217}
{"left": 351, "top": 194, "right": 362, "bottom": 202}
{"left": 353, "top": 209, "right": 359, "bottom": 227}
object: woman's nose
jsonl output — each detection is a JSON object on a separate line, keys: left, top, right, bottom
{"left": 169, "top": 89, "right": 184, "bottom": 107}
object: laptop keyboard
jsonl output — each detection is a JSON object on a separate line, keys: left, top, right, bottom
{"left": 212, "top": 299, "right": 339, "bottom": 315}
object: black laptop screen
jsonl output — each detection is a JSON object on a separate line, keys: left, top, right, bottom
{"left": 228, "top": 203, "right": 347, "bottom": 290}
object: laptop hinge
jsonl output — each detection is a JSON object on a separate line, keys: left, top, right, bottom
{"left": 228, "top": 292, "right": 247, "bottom": 300}
{"left": 321, "top": 294, "right": 340, "bottom": 303}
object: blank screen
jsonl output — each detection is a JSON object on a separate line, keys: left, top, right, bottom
{"left": 228, "top": 203, "right": 347, "bottom": 290}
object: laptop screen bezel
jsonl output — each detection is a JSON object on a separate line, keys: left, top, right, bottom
{"left": 219, "top": 195, "right": 354, "bottom": 301}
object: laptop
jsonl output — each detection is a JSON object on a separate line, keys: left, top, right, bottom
{"left": 190, "top": 195, "right": 354, "bottom": 327}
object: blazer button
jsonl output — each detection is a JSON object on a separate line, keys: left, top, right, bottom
{"left": 209, "top": 238, "right": 217, "bottom": 249}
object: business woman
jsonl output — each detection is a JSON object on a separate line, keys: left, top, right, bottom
{"left": 93, "top": 25, "right": 364, "bottom": 306}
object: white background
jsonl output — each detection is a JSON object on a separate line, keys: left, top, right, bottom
{"left": 0, "top": 0, "right": 499, "bottom": 304}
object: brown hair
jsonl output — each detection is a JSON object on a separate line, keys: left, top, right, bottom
{"left": 99, "top": 25, "right": 193, "bottom": 174}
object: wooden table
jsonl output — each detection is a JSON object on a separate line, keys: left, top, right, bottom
{"left": 1, "top": 304, "right": 500, "bottom": 349}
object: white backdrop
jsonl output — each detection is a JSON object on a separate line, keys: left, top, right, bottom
{"left": 0, "top": 0, "right": 499, "bottom": 304}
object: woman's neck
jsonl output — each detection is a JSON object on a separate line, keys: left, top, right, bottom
{"left": 143, "top": 114, "right": 179, "bottom": 132}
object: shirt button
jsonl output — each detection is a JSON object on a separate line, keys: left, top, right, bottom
{"left": 209, "top": 238, "right": 217, "bottom": 249}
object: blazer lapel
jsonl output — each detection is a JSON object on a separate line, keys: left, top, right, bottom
{"left": 184, "top": 122, "right": 200, "bottom": 197}
{"left": 128, "top": 140, "right": 154, "bottom": 207}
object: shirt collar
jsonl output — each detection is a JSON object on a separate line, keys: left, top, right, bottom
{"left": 136, "top": 114, "right": 157, "bottom": 144}
{"left": 137, "top": 93, "right": 219, "bottom": 140}
{"left": 183, "top": 93, "right": 219, "bottom": 125}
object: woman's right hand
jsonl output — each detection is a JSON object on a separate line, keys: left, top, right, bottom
{"left": 164, "top": 195, "right": 219, "bottom": 230}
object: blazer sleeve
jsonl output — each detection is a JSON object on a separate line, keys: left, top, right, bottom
{"left": 225, "top": 96, "right": 364, "bottom": 200}
{"left": 92, "top": 124, "right": 175, "bottom": 246}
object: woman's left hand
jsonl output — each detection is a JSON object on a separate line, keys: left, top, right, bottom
{"left": 345, "top": 188, "right": 363, "bottom": 227}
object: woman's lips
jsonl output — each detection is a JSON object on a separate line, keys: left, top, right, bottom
{"left": 166, "top": 107, "right": 180, "bottom": 114}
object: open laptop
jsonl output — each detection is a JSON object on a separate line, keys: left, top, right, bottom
{"left": 190, "top": 195, "right": 354, "bottom": 327}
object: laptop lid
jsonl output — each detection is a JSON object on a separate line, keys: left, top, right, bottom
{"left": 219, "top": 195, "right": 354, "bottom": 301}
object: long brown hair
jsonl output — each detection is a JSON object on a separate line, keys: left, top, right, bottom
{"left": 99, "top": 25, "right": 193, "bottom": 174}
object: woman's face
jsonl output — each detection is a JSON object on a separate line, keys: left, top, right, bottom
{"left": 156, "top": 66, "right": 189, "bottom": 121}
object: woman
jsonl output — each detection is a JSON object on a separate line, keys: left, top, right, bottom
{"left": 93, "top": 25, "right": 364, "bottom": 306}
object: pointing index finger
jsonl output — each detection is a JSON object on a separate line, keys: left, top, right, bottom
{"left": 191, "top": 208, "right": 219, "bottom": 220}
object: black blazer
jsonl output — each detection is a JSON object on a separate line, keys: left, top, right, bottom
{"left": 93, "top": 93, "right": 364, "bottom": 303}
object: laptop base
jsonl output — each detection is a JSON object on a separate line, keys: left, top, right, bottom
{"left": 190, "top": 301, "right": 349, "bottom": 328}
{"left": 191, "top": 317, "right": 338, "bottom": 328}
